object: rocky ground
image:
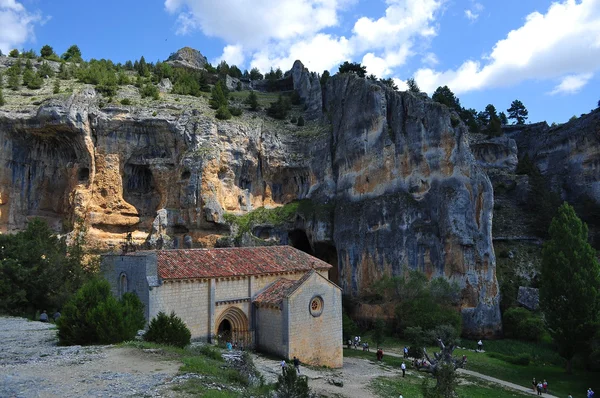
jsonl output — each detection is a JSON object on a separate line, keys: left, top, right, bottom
{"left": 0, "top": 316, "right": 181, "bottom": 398}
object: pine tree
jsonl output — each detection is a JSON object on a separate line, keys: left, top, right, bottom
{"left": 8, "top": 73, "right": 20, "bottom": 91}
{"left": 53, "top": 79, "right": 60, "bottom": 94}
{"left": 407, "top": 78, "right": 420, "bottom": 93}
{"left": 540, "top": 202, "right": 600, "bottom": 373}
{"left": 0, "top": 86, "right": 5, "bottom": 106}
{"left": 209, "top": 81, "right": 228, "bottom": 109}
{"left": 245, "top": 91, "right": 259, "bottom": 111}
{"left": 507, "top": 99, "right": 529, "bottom": 125}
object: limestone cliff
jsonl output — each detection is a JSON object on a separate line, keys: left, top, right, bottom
{"left": 0, "top": 62, "right": 501, "bottom": 336}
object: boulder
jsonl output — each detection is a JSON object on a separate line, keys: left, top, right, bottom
{"left": 517, "top": 286, "right": 539, "bottom": 311}
{"left": 166, "top": 47, "right": 208, "bottom": 70}
{"left": 158, "top": 78, "right": 172, "bottom": 93}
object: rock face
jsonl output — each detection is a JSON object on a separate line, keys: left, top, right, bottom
{"left": 0, "top": 72, "right": 501, "bottom": 337}
{"left": 166, "top": 47, "right": 208, "bottom": 70}
{"left": 470, "top": 135, "right": 518, "bottom": 173}
{"left": 517, "top": 286, "right": 539, "bottom": 311}
{"left": 506, "top": 110, "right": 600, "bottom": 205}
{"left": 290, "top": 60, "right": 323, "bottom": 120}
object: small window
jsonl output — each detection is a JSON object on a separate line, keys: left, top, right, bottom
{"left": 309, "top": 296, "right": 324, "bottom": 317}
{"left": 119, "top": 273, "right": 128, "bottom": 297}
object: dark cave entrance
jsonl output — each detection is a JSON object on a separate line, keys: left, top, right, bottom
{"left": 78, "top": 167, "right": 89, "bottom": 182}
{"left": 123, "top": 164, "right": 160, "bottom": 216}
{"left": 288, "top": 229, "right": 340, "bottom": 285}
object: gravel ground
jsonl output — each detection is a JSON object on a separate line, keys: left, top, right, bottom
{"left": 0, "top": 316, "right": 182, "bottom": 398}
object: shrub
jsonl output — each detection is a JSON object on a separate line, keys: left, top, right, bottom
{"left": 40, "top": 45, "right": 54, "bottom": 58}
{"left": 229, "top": 106, "right": 242, "bottom": 116}
{"left": 215, "top": 105, "right": 232, "bottom": 120}
{"left": 140, "top": 83, "right": 159, "bottom": 100}
{"left": 209, "top": 81, "right": 228, "bottom": 109}
{"left": 503, "top": 307, "right": 544, "bottom": 341}
{"left": 37, "top": 61, "right": 55, "bottom": 78}
{"left": 275, "top": 367, "right": 311, "bottom": 398}
{"left": 9, "top": 49, "right": 19, "bottom": 57}
{"left": 120, "top": 98, "right": 131, "bottom": 105}
{"left": 267, "top": 95, "right": 291, "bottom": 120}
{"left": 144, "top": 311, "right": 191, "bottom": 348}
{"left": 53, "top": 80, "right": 60, "bottom": 94}
{"left": 26, "top": 74, "right": 43, "bottom": 89}
{"left": 57, "top": 279, "right": 145, "bottom": 345}
{"left": 290, "top": 90, "right": 302, "bottom": 105}
{"left": 0, "top": 86, "right": 4, "bottom": 106}
{"left": 297, "top": 116, "right": 305, "bottom": 126}
{"left": 245, "top": 91, "right": 259, "bottom": 111}
{"left": 290, "top": 116, "right": 297, "bottom": 124}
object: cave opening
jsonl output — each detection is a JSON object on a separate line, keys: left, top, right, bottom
{"left": 123, "top": 164, "right": 160, "bottom": 216}
{"left": 288, "top": 229, "right": 339, "bottom": 285}
{"left": 125, "top": 164, "right": 154, "bottom": 193}
{"left": 78, "top": 167, "right": 90, "bottom": 182}
{"left": 181, "top": 170, "right": 191, "bottom": 180}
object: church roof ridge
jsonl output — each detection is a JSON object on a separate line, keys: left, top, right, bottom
{"left": 156, "top": 245, "right": 332, "bottom": 280}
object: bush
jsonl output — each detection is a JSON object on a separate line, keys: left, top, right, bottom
{"left": 267, "top": 95, "right": 291, "bottom": 120}
{"left": 53, "top": 80, "right": 60, "bottom": 94}
{"left": 37, "top": 62, "right": 55, "bottom": 78}
{"left": 297, "top": 116, "right": 305, "bottom": 126}
{"left": 215, "top": 105, "right": 232, "bottom": 120}
{"left": 290, "top": 116, "right": 297, "bottom": 124}
{"left": 57, "top": 279, "right": 145, "bottom": 345}
{"left": 503, "top": 307, "right": 544, "bottom": 341}
{"left": 245, "top": 91, "right": 259, "bottom": 111}
{"left": 229, "top": 106, "right": 242, "bottom": 116}
{"left": 275, "top": 367, "right": 311, "bottom": 398}
{"left": 144, "top": 311, "right": 191, "bottom": 348}
{"left": 140, "top": 83, "right": 159, "bottom": 100}
{"left": 0, "top": 86, "right": 4, "bottom": 106}
{"left": 9, "top": 49, "right": 19, "bottom": 57}
{"left": 120, "top": 98, "right": 131, "bottom": 105}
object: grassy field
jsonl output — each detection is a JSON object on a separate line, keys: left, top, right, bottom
{"left": 348, "top": 334, "right": 599, "bottom": 398}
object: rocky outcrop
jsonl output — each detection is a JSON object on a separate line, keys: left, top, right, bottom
{"left": 0, "top": 72, "right": 501, "bottom": 337}
{"left": 290, "top": 60, "right": 323, "bottom": 120}
{"left": 166, "top": 47, "right": 208, "bottom": 70}
{"left": 470, "top": 135, "right": 518, "bottom": 173}
{"left": 506, "top": 110, "right": 600, "bottom": 205}
{"left": 517, "top": 286, "right": 539, "bottom": 311}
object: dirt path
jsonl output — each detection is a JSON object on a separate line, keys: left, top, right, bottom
{"left": 252, "top": 352, "right": 402, "bottom": 398}
{"left": 0, "top": 316, "right": 182, "bottom": 398}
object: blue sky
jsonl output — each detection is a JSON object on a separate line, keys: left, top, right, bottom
{"left": 1, "top": 0, "right": 599, "bottom": 124}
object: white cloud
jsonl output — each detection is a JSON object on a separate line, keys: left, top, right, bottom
{"left": 421, "top": 52, "right": 439, "bottom": 66}
{"left": 165, "top": 0, "right": 443, "bottom": 76}
{"left": 414, "top": 0, "right": 600, "bottom": 94}
{"left": 0, "top": 0, "right": 42, "bottom": 54}
{"left": 550, "top": 73, "right": 594, "bottom": 95}
{"left": 217, "top": 44, "right": 245, "bottom": 67}
{"left": 464, "top": 1, "right": 483, "bottom": 21}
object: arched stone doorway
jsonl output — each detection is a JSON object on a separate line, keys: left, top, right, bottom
{"left": 215, "top": 307, "right": 252, "bottom": 348}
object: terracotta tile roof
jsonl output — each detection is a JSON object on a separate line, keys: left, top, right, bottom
{"left": 253, "top": 271, "right": 316, "bottom": 306}
{"left": 156, "top": 246, "right": 332, "bottom": 280}
{"left": 253, "top": 278, "right": 299, "bottom": 306}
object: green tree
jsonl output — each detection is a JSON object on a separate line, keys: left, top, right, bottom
{"left": 320, "top": 70, "right": 330, "bottom": 87}
{"left": 217, "top": 60, "right": 230, "bottom": 78}
{"left": 275, "top": 366, "right": 312, "bottom": 398}
{"left": 338, "top": 61, "right": 367, "bottom": 77}
{"left": 229, "top": 65, "right": 242, "bottom": 78}
{"left": 40, "top": 45, "right": 54, "bottom": 58}
{"left": 297, "top": 115, "right": 305, "bottom": 127}
{"left": 144, "top": 311, "right": 191, "bottom": 348}
{"left": 140, "top": 83, "right": 159, "bottom": 100}
{"left": 215, "top": 105, "right": 232, "bottom": 120}
{"left": 209, "top": 81, "right": 228, "bottom": 109}
{"left": 379, "top": 77, "right": 398, "bottom": 90}
{"left": 58, "top": 62, "right": 70, "bottom": 80}
{"left": 22, "top": 69, "right": 34, "bottom": 87}
{"left": 407, "top": 78, "right": 420, "bottom": 93}
{"left": 499, "top": 111, "right": 508, "bottom": 125}
{"left": 53, "top": 79, "right": 60, "bottom": 94}
{"left": 373, "top": 318, "right": 385, "bottom": 348}
{"left": 249, "top": 67, "right": 263, "bottom": 81}
{"left": 267, "top": 95, "right": 292, "bottom": 120}
{"left": 540, "top": 202, "right": 600, "bottom": 373}
{"left": 9, "top": 49, "right": 19, "bottom": 57}
{"left": 0, "top": 85, "right": 5, "bottom": 106}
{"left": 432, "top": 86, "right": 460, "bottom": 111}
{"left": 507, "top": 99, "right": 529, "bottom": 125}
{"left": 484, "top": 104, "right": 502, "bottom": 136}
{"left": 27, "top": 73, "right": 43, "bottom": 89}
{"left": 8, "top": 72, "right": 20, "bottom": 90}
{"left": 37, "top": 61, "right": 55, "bottom": 78}
{"left": 62, "top": 45, "right": 82, "bottom": 62}
{"left": 136, "top": 56, "right": 150, "bottom": 77}
{"left": 245, "top": 91, "right": 259, "bottom": 111}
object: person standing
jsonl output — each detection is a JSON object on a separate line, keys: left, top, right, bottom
{"left": 39, "top": 310, "right": 48, "bottom": 322}
{"left": 536, "top": 381, "right": 543, "bottom": 396}
{"left": 588, "top": 387, "right": 595, "bottom": 398}
{"left": 401, "top": 362, "right": 406, "bottom": 377}
{"left": 53, "top": 310, "right": 61, "bottom": 322}
{"left": 403, "top": 346, "right": 409, "bottom": 358}
{"left": 477, "top": 339, "right": 483, "bottom": 352}
{"left": 293, "top": 356, "right": 300, "bottom": 374}
{"left": 532, "top": 378, "right": 537, "bottom": 392}
{"left": 280, "top": 359, "right": 287, "bottom": 374}
{"left": 542, "top": 379, "right": 548, "bottom": 393}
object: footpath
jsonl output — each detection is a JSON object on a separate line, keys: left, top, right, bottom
{"left": 379, "top": 349, "right": 560, "bottom": 398}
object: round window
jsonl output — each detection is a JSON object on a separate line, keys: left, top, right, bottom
{"left": 309, "top": 296, "right": 324, "bottom": 317}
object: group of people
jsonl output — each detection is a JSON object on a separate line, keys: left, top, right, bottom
{"left": 280, "top": 356, "right": 301, "bottom": 374}
{"left": 39, "top": 310, "right": 60, "bottom": 322}
{"left": 531, "top": 378, "right": 549, "bottom": 395}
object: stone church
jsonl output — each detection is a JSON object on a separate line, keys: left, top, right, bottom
{"left": 101, "top": 246, "right": 343, "bottom": 368}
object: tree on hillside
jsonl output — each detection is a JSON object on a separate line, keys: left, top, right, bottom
{"left": 320, "top": 70, "right": 330, "bottom": 87}
{"left": 432, "top": 86, "right": 460, "bottom": 111}
{"left": 407, "top": 78, "right": 420, "bottom": 93}
{"left": 229, "top": 65, "right": 242, "bottom": 79}
{"left": 249, "top": 67, "right": 263, "bottom": 81}
{"left": 136, "top": 56, "right": 150, "bottom": 77}
{"left": 217, "top": 60, "right": 229, "bottom": 78}
{"left": 484, "top": 104, "right": 502, "bottom": 136}
{"left": 540, "top": 202, "right": 600, "bottom": 373}
{"left": 379, "top": 77, "right": 398, "bottom": 90}
{"left": 338, "top": 61, "right": 367, "bottom": 77}
{"left": 245, "top": 91, "right": 259, "bottom": 111}
{"left": 499, "top": 111, "right": 508, "bottom": 125}
{"left": 40, "top": 45, "right": 54, "bottom": 58}
{"left": 9, "top": 49, "right": 19, "bottom": 57}
{"left": 0, "top": 85, "right": 5, "bottom": 106}
{"left": 209, "top": 80, "right": 228, "bottom": 109}
{"left": 507, "top": 99, "right": 528, "bottom": 125}
{"left": 61, "top": 45, "right": 82, "bottom": 62}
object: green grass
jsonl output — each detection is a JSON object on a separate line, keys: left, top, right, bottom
{"left": 370, "top": 375, "right": 533, "bottom": 398}
{"left": 229, "top": 90, "right": 280, "bottom": 107}
{"left": 343, "top": 347, "right": 405, "bottom": 368}
{"left": 223, "top": 201, "right": 300, "bottom": 239}
{"left": 344, "top": 337, "right": 599, "bottom": 398}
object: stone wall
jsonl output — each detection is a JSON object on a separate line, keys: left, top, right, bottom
{"left": 149, "top": 279, "right": 210, "bottom": 338}
{"left": 215, "top": 278, "right": 250, "bottom": 301}
{"left": 287, "top": 272, "right": 343, "bottom": 368}
{"left": 101, "top": 253, "right": 156, "bottom": 320}
{"left": 255, "top": 306, "right": 285, "bottom": 356}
